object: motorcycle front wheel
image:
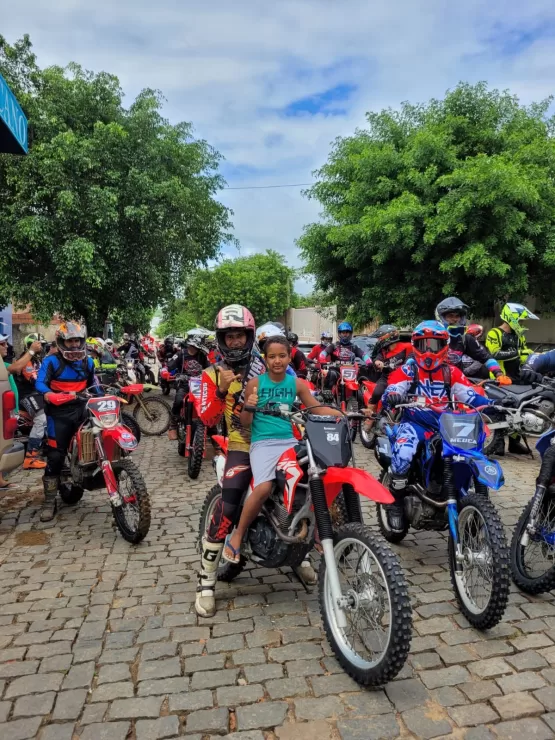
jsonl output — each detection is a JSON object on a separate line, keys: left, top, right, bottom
{"left": 199, "top": 484, "right": 247, "bottom": 582}
{"left": 111, "top": 459, "right": 151, "bottom": 544}
{"left": 510, "top": 487, "right": 555, "bottom": 594}
{"left": 319, "top": 523, "right": 411, "bottom": 686}
{"left": 187, "top": 421, "right": 205, "bottom": 480}
{"left": 448, "top": 493, "right": 509, "bottom": 629}
{"left": 133, "top": 397, "right": 171, "bottom": 436}
{"left": 121, "top": 412, "right": 142, "bottom": 445}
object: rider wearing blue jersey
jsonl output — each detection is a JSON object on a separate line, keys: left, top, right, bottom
{"left": 35, "top": 322, "right": 101, "bottom": 522}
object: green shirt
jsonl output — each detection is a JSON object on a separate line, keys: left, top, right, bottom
{"left": 251, "top": 372, "right": 297, "bottom": 443}
{"left": 4, "top": 362, "right": 18, "bottom": 410}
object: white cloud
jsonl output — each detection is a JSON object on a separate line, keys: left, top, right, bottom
{"left": 4, "top": 0, "right": 555, "bottom": 292}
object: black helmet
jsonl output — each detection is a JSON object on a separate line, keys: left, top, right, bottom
{"left": 287, "top": 331, "right": 298, "bottom": 347}
{"left": 435, "top": 297, "right": 469, "bottom": 338}
{"left": 374, "top": 324, "right": 399, "bottom": 354}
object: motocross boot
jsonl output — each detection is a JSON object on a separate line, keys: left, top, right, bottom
{"left": 386, "top": 473, "right": 407, "bottom": 533}
{"left": 40, "top": 476, "right": 59, "bottom": 522}
{"left": 508, "top": 435, "right": 529, "bottom": 455}
{"left": 195, "top": 538, "right": 224, "bottom": 618}
{"left": 168, "top": 418, "right": 178, "bottom": 441}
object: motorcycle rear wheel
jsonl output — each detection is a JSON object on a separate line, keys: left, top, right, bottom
{"left": 187, "top": 421, "right": 205, "bottom": 480}
{"left": 376, "top": 471, "right": 409, "bottom": 544}
{"left": 111, "top": 459, "right": 151, "bottom": 544}
{"left": 133, "top": 397, "right": 171, "bottom": 436}
{"left": 199, "top": 484, "right": 247, "bottom": 582}
{"left": 319, "top": 523, "right": 411, "bottom": 686}
{"left": 448, "top": 493, "right": 509, "bottom": 629}
{"left": 510, "top": 488, "right": 555, "bottom": 594}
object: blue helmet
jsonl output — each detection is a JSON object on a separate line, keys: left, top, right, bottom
{"left": 337, "top": 322, "right": 353, "bottom": 345}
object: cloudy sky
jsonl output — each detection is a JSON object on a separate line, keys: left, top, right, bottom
{"left": 3, "top": 0, "right": 555, "bottom": 292}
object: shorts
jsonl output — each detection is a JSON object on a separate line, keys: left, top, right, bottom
{"left": 250, "top": 438, "right": 297, "bottom": 488}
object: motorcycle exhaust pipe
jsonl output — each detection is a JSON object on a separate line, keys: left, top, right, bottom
{"left": 262, "top": 506, "right": 309, "bottom": 543}
{"left": 410, "top": 483, "right": 449, "bottom": 509}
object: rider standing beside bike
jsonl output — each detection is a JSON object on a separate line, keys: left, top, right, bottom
{"left": 14, "top": 334, "right": 48, "bottom": 470}
{"left": 35, "top": 322, "right": 101, "bottom": 522}
{"left": 381, "top": 320, "right": 495, "bottom": 533}
{"left": 167, "top": 336, "right": 209, "bottom": 440}
{"left": 195, "top": 305, "right": 265, "bottom": 617}
{"left": 319, "top": 322, "right": 371, "bottom": 394}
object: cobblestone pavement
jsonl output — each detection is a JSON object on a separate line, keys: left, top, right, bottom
{"left": 1, "top": 430, "right": 555, "bottom": 739}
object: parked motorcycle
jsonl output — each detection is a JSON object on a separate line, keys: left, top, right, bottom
{"left": 375, "top": 400, "right": 510, "bottom": 629}
{"left": 324, "top": 361, "right": 361, "bottom": 439}
{"left": 199, "top": 404, "right": 412, "bottom": 686}
{"left": 106, "top": 382, "right": 172, "bottom": 436}
{"left": 176, "top": 375, "right": 206, "bottom": 479}
{"left": 59, "top": 391, "right": 150, "bottom": 543}
{"left": 475, "top": 378, "right": 555, "bottom": 454}
{"left": 510, "top": 429, "right": 555, "bottom": 594}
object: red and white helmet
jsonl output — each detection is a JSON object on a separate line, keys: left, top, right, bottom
{"left": 215, "top": 305, "right": 255, "bottom": 365}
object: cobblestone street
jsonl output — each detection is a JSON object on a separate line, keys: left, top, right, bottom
{"left": 0, "top": 432, "right": 555, "bottom": 739}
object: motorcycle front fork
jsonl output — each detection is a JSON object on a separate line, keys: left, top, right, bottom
{"left": 521, "top": 484, "right": 547, "bottom": 547}
{"left": 307, "top": 441, "right": 348, "bottom": 629}
{"left": 94, "top": 432, "right": 120, "bottom": 504}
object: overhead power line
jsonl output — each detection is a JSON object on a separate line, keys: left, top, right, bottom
{"left": 222, "top": 182, "right": 314, "bottom": 190}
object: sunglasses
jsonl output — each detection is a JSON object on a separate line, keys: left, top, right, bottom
{"left": 0, "top": 341, "right": 7, "bottom": 347}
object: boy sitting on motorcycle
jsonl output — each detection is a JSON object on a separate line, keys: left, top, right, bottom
{"left": 167, "top": 335, "right": 209, "bottom": 440}
{"left": 223, "top": 335, "right": 338, "bottom": 564}
{"left": 381, "top": 320, "right": 496, "bottom": 533}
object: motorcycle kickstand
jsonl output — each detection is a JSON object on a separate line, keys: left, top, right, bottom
{"left": 523, "top": 435, "right": 535, "bottom": 459}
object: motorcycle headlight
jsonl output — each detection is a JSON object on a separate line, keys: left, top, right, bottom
{"left": 95, "top": 413, "right": 119, "bottom": 429}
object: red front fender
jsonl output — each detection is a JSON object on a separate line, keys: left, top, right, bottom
{"left": 344, "top": 380, "right": 359, "bottom": 392}
{"left": 212, "top": 435, "right": 228, "bottom": 453}
{"left": 102, "top": 426, "right": 138, "bottom": 458}
{"left": 323, "top": 466, "right": 393, "bottom": 506}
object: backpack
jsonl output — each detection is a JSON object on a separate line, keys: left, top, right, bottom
{"left": 51, "top": 354, "right": 89, "bottom": 382}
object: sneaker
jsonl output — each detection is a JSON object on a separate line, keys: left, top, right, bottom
{"left": 23, "top": 452, "right": 47, "bottom": 470}
{"left": 297, "top": 559, "right": 317, "bottom": 585}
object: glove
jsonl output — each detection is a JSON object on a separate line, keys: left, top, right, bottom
{"left": 46, "top": 392, "right": 76, "bottom": 406}
{"left": 500, "top": 396, "right": 517, "bottom": 409}
{"left": 520, "top": 369, "right": 543, "bottom": 385}
{"left": 496, "top": 374, "right": 512, "bottom": 386}
{"left": 385, "top": 392, "right": 403, "bottom": 409}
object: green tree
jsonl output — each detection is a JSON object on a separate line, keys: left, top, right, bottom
{"left": 0, "top": 35, "right": 234, "bottom": 334}
{"left": 161, "top": 251, "right": 296, "bottom": 330}
{"left": 299, "top": 82, "right": 555, "bottom": 326}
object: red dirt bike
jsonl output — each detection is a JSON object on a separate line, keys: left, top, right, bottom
{"left": 176, "top": 375, "right": 208, "bottom": 479}
{"left": 59, "top": 392, "right": 151, "bottom": 543}
{"left": 199, "top": 404, "right": 412, "bottom": 686}
{"left": 323, "top": 361, "right": 361, "bottom": 440}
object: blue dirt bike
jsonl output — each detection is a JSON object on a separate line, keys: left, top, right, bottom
{"left": 511, "top": 426, "right": 555, "bottom": 594}
{"left": 375, "top": 400, "right": 510, "bottom": 629}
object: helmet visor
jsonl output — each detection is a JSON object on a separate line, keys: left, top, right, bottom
{"left": 414, "top": 337, "right": 448, "bottom": 354}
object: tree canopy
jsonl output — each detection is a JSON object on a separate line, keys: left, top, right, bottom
{"left": 159, "top": 251, "right": 297, "bottom": 335}
{"left": 298, "top": 82, "right": 555, "bottom": 326}
{"left": 0, "top": 35, "right": 234, "bottom": 333}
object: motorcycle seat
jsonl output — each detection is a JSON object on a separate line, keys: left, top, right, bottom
{"left": 486, "top": 384, "right": 537, "bottom": 401}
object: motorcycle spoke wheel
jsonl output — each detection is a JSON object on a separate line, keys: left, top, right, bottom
{"left": 448, "top": 494, "right": 509, "bottom": 629}
{"left": 319, "top": 524, "right": 411, "bottom": 686}
{"left": 511, "top": 488, "right": 555, "bottom": 594}
{"left": 133, "top": 397, "right": 171, "bottom": 436}
{"left": 187, "top": 422, "right": 204, "bottom": 479}
{"left": 347, "top": 397, "right": 358, "bottom": 441}
{"left": 111, "top": 459, "right": 151, "bottom": 544}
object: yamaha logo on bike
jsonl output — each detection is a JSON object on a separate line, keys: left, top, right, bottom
{"left": 484, "top": 464, "right": 497, "bottom": 475}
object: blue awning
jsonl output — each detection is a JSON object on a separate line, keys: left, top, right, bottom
{"left": 0, "top": 72, "right": 28, "bottom": 155}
